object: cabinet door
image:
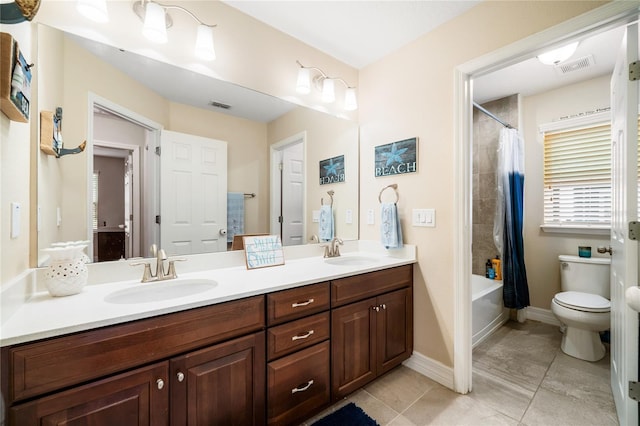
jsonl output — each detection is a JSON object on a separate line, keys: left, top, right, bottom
{"left": 10, "top": 362, "right": 168, "bottom": 426}
{"left": 331, "top": 297, "right": 377, "bottom": 400}
{"left": 170, "top": 331, "right": 265, "bottom": 426}
{"left": 377, "top": 287, "right": 413, "bottom": 375}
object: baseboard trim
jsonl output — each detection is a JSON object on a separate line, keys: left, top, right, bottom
{"left": 403, "top": 351, "right": 454, "bottom": 390}
{"left": 526, "top": 306, "right": 561, "bottom": 326}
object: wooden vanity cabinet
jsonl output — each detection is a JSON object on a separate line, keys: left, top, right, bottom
{"left": 266, "top": 282, "right": 331, "bottom": 426}
{"left": 331, "top": 265, "right": 413, "bottom": 401}
{"left": 2, "top": 295, "right": 266, "bottom": 426}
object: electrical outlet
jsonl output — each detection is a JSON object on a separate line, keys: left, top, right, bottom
{"left": 345, "top": 209, "right": 353, "bottom": 224}
{"left": 11, "top": 202, "right": 21, "bottom": 238}
{"left": 367, "top": 209, "right": 375, "bottom": 225}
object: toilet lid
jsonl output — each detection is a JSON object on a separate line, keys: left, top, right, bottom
{"left": 554, "top": 291, "right": 610, "bottom": 313}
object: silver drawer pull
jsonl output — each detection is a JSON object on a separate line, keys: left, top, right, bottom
{"left": 292, "top": 298, "right": 314, "bottom": 308}
{"left": 291, "top": 379, "right": 314, "bottom": 394}
{"left": 292, "top": 330, "right": 315, "bottom": 341}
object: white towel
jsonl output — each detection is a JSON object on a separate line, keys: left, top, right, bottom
{"left": 381, "top": 203, "right": 403, "bottom": 249}
{"left": 227, "top": 192, "right": 245, "bottom": 243}
{"left": 319, "top": 205, "right": 334, "bottom": 242}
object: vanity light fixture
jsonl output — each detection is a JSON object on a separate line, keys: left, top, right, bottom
{"left": 296, "top": 61, "right": 358, "bottom": 111}
{"left": 537, "top": 41, "right": 579, "bottom": 66}
{"left": 76, "top": 0, "right": 109, "bottom": 23}
{"left": 132, "top": 0, "right": 217, "bottom": 61}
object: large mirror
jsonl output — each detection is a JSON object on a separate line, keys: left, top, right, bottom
{"left": 36, "top": 24, "right": 359, "bottom": 264}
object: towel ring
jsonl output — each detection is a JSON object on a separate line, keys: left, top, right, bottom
{"left": 321, "top": 190, "right": 334, "bottom": 207}
{"left": 378, "top": 184, "right": 399, "bottom": 204}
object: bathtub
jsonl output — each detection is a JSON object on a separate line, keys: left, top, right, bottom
{"left": 472, "top": 274, "right": 509, "bottom": 348}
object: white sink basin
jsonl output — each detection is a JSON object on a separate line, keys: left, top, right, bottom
{"left": 104, "top": 279, "right": 217, "bottom": 304}
{"left": 324, "top": 256, "right": 379, "bottom": 266}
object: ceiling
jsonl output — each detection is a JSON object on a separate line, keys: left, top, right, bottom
{"left": 61, "top": 1, "right": 624, "bottom": 121}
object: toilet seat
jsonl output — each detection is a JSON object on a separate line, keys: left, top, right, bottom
{"left": 553, "top": 291, "right": 610, "bottom": 313}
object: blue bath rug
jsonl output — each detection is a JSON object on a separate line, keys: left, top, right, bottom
{"left": 312, "top": 402, "right": 379, "bottom": 426}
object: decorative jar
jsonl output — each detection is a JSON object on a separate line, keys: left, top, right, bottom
{"left": 41, "top": 245, "right": 88, "bottom": 296}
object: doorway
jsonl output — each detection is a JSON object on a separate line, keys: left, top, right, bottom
{"left": 270, "top": 132, "right": 306, "bottom": 246}
{"left": 453, "top": 1, "right": 640, "bottom": 405}
{"left": 87, "top": 94, "right": 162, "bottom": 261}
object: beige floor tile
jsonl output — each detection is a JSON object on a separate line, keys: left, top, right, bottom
{"left": 469, "top": 368, "right": 535, "bottom": 421}
{"left": 540, "top": 350, "right": 615, "bottom": 412}
{"left": 347, "top": 389, "right": 400, "bottom": 426}
{"left": 388, "top": 414, "right": 418, "bottom": 426}
{"left": 365, "top": 365, "right": 438, "bottom": 413}
{"left": 402, "top": 385, "right": 511, "bottom": 426}
{"left": 521, "top": 388, "right": 618, "bottom": 426}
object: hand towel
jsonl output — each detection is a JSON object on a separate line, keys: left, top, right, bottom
{"left": 381, "top": 202, "right": 403, "bottom": 249}
{"left": 227, "top": 192, "right": 245, "bottom": 243}
{"left": 319, "top": 205, "right": 334, "bottom": 242}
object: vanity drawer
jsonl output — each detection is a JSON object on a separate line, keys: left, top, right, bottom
{"left": 267, "top": 282, "right": 330, "bottom": 325}
{"left": 267, "top": 341, "right": 330, "bottom": 426}
{"left": 331, "top": 264, "right": 412, "bottom": 307}
{"left": 2, "top": 295, "right": 265, "bottom": 403}
{"left": 267, "top": 312, "right": 330, "bottom": 361}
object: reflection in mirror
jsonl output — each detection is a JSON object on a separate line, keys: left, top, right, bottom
{"left": 36, "top": 24, "right": 359, "bottom": 265}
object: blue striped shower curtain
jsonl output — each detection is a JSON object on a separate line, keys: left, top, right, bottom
{"left": 494, "top": 128, "right": 530, "bottom": 310}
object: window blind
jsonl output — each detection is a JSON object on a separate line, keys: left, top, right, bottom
{"left": 543, "top": 122, "right": 611, "bottom": 226}
{"left": 92, "top": 171, "right": 99, "bottom": 230}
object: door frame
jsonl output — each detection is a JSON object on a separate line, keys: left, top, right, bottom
{"left": 92, "top": 142, "right": 140, "bottom": 258}
{"left": 269, "top": 132, "right": 307, "bottom": 241}
{"left": 453, "top": 2, "right": 640, "bottom": 394}
{"left": 86, "top": 93, "right": 162, "bottom": 261}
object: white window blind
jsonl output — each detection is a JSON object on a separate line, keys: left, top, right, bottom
{"left": 543, "top": 122, "right": 611, "bottom": 227}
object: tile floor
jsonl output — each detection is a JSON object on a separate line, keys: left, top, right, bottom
{"left": 305, "top": 320, "right": 618, "bottom": 425}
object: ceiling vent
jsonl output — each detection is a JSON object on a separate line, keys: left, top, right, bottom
{"left": 209, "top": 101, "right": 231, "bottom": 110}
{"left": 554, "top": 54, "right": 595, "bottom": 75}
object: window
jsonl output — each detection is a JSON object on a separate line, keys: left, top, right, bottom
{"left": 542, "top": 113, "right": 611, "bottom": 231}
{"left": 92, "top": 171, "right": 99, "bottom": 230}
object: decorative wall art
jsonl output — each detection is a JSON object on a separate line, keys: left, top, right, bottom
{"left": 374, "top": 137, "right": 417, "bottom": 177}
{"left": 243, "top": 234, "right": 285, "bottom": 269}
{"left": 319, "top": 155, "right": 345, "bottom": 185}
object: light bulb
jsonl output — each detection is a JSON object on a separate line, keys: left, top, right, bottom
{"left": 76, "top": 0, "right": 108, "bottom": 23}
{"left": 296, "top": 68, "right": 311, "bottom": 94}
{"left": 142, "top": 2, "right": 167, "bottom": 44}
{"left": 344, "top": 88, "right": 358, "bottom": 111}
{"left": 195, "top": 25, "right": 216, "bottom": 61}
{"left": 322, "top": 78, "right": 335, "bottom": 103}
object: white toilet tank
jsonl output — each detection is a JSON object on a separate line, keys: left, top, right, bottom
{"left": 559, "top": 255, "right": 611, "bottom": 298}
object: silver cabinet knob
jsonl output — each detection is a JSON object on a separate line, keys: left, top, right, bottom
{"left": 177, "top": 372, "right": 185, "bottom": 382}
{"left": 156, "top": 379, "right": 165, "bottom": 390}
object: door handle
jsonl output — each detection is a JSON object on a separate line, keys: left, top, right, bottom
{"left": 597, "top": 246, "right": 612, "bottom": 255}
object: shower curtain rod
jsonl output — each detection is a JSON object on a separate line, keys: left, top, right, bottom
{"left": 473, "top": 102, "right": 514, "bottom": 129}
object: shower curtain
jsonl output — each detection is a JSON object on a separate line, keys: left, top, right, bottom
{"left": 494, "top": 127, "right": 530, "bottom": 310}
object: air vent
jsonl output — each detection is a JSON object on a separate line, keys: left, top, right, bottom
{"left": 209, "top": 101, "right": 231, "bottom": 110}
{"left": 554, "top": 54, "right": 595, "bottom": 75}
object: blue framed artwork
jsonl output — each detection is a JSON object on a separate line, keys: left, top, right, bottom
{"left": 319, "top": 155, "right": 345, "bottom": 185}
{"left": 375, "top": 137, "right": 417, "bottom": 177}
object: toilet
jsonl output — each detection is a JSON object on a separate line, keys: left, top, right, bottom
{"left": 550, "top": 255, "right": 610, "bottom": 362}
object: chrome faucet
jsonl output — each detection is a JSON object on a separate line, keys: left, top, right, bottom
{"left": 131, "top": 244, "right": 185, "bottom": 283}
{"left": 323, "top": 237, "right": 343, "bottom": 258}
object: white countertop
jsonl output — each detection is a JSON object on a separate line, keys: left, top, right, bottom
{"left": 1, "top": 241, "right": 416, "bottom": 347}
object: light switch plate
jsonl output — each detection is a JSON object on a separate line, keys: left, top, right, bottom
{"left": 367, "top": 209, "right": 375, "bottom": 225}
{"left": 312, "top": 210, "right": 320, "bottom": 223}
{"left": 11, "top": 202, "right": 21, "bottom": 238}
{"left": 412, "top": 208, "right": 435, "bottom": 227}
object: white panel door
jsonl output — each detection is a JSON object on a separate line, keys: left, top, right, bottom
{"left": 282, "top": 142, "right": 304, "bottom": 246}
{"left": 160, "top": 130, "right": 227, "bottom": 255}
{"left": 610, "top": 22, "right": 639, "bottom": 426}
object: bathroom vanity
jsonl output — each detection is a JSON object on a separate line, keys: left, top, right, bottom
{"left": 0, "top": 243, "right": 415, "bottom": 425}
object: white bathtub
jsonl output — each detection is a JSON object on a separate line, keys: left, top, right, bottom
{"left": 472, "top": 274, "right": 509, "bottom": 348}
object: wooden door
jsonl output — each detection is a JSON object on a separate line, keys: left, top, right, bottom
{"left": 9, "top": 362, "right": 168, "bottom": 426}
{"left": 331, "top": 297, "right": 377, "bottom": 400}
{"left": 377, "top": 288, "right": 414, "bottom": 375}
{"left": 170, "top": 332, "right": 265, "bottom": 426}
{"left": 160, "top": 130, "right": 228, "bottom": 256}
{"left": 281, "top": 141, "right": 304, "bottom": 246}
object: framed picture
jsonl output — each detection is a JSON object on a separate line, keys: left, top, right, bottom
{"left": 319, "top": 155, "right": 345, "bottom": 185}
{"left": 374, "top": 137, "right": 417, "bottom": 177}
{"left": 242, "top": 234, "right": 285, "bottom": 269}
